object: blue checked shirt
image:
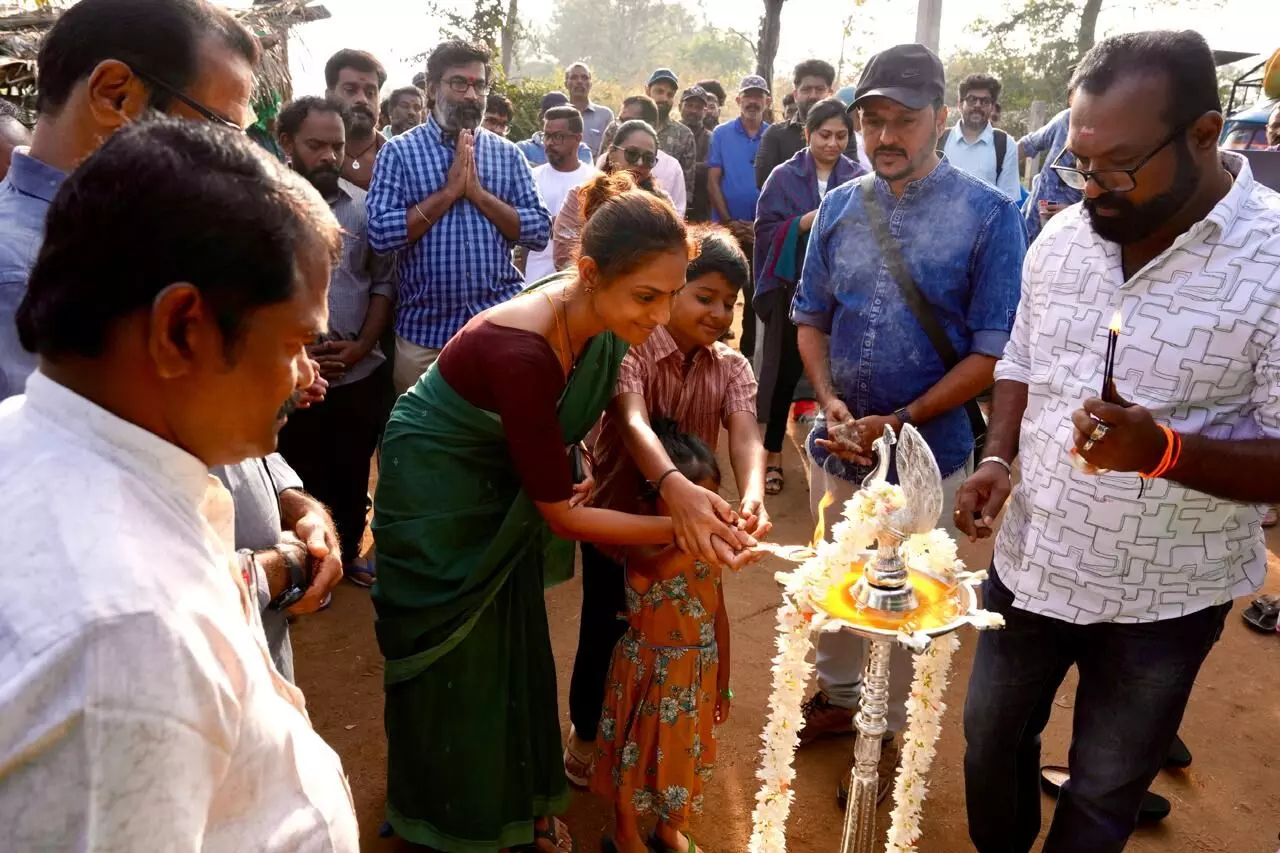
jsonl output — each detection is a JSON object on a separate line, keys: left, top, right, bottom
{"left": 366, "top": 116, "right": 551, "bottom": 349}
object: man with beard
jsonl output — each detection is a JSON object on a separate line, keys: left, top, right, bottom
{"left": 0, "top": 117, "right": 358, "bottom": 852}
{"left": 565, "top": 61, "right": 614, "bottom": 157}
{"left": 275, "top": 96, "right": 395, "bottom": 589}
{"left": 940, "top": 73, "right": 1021, "bottom": 200}
{"left": 755, "top": 59, "right": 836, "bottom": 188}
{"left": 602, "top": 69, "right": 697, "bottom": 202}
{"left": 0, "top": 0, "right": 259, "bottom": 402}
{"left": 681, "top": 86, "right": 713, "bottom": 221}
{"left": 791, "top": 44, "right": 1023, "bottom": 807}
{"left": 955, "top": 30, "right": 1280, "bottom": 852}
{"left": 524, "top": 105, "right": 597, "bottom": 282}
{"left": 708, "top": 74, "right": 772, "bottom": 362}
{"left": 367, "top": 40, "right": 550, "bottom": 395}
{"left": 324, "top": 48, "right": 387, "bottom": 190}
{"left": 515, "top": 91, "right": 593, "bottom": 166}
{"left": 698, "top": 79, "right": 726, "bottom": 132}
{"left": 384, "top": 85, "right": 424, "bottom": 138}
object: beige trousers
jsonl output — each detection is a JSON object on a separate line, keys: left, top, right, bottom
{"left": 393, "top": 335, "right": 442, "bottom": 397}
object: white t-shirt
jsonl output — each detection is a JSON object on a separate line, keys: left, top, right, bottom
{"left": 816, "top": 177, "right": 830, "bottom": 198}
{"left": 527, "top": 161, "right": 598, "bottom": 283}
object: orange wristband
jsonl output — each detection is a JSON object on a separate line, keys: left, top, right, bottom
{"left": 1141, "top": 425, "right": 1179, "bottom": 480}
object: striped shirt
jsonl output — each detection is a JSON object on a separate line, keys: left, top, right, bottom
{"left": 325, "top": 179, "right": 397, "bottom": 386}
{"left": 591, "top": 326, "right": 757, "bottom": 560}
{"left": 366, "top": 116, "right": 551, "bottom": 349}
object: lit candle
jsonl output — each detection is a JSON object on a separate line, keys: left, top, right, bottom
{"left": 1102, "top": 310, "right": 1122, "bottom": 403}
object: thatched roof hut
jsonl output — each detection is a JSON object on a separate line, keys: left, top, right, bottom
{"left": 0, "top": 0, "right": 330, "bottom": 123}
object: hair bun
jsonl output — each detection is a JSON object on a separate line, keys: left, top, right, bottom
{"left": 579, "top": 171, "right": 638, "bottom": 224}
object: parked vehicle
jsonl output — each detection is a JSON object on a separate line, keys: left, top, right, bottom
{"left": 1218, "top": 48, "right": 1278, "bottom": 151}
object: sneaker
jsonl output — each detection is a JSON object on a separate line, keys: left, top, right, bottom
{"left": 798, "top": 690, "right": 855, "bottom": 745}
{"left": 836, "top": 735, "right": 900, "bottom": 807}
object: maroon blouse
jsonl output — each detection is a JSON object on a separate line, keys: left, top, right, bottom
{"left": 436, "top": 316, "right": 574, "bottom": 503}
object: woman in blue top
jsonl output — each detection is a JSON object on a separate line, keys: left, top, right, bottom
{"left": 753, "top": 98, "right": 865, "bottom": 494}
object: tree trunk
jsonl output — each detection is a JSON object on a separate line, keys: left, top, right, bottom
{"left": 500, "top": 0, "right": 518, "bottom": 79}
{"left": 755, "top": 0, "right": 785, "bottom": 89}
{"left": 1076, "top": 0, "right": 1103, "bottom": 59}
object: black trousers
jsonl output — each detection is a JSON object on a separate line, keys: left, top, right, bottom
{"left": 739, "top": 240, "right": 757, "bottom": 364}
{"left": 276, "top": 362, "right": 393, "bottom": 558}
{"left": 567, "top": 542, "right": 629, "bottom": 741}
{"left": 759, "top": 285, "right": 805, "bottom": 453}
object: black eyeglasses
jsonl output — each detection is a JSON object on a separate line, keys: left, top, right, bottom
{"left": 1051, "top": 123, "right": 1188, "bottom": 193}
{"left": 544, "top": 131, "right": 581, "bottom": 145}
{"left": 613, "top": 145, "right": 656, "bottom": 168}
{"left": 134, "top": 69, "right": 244, "bottom": 132}
{"left": 444, "top": 76, "right": 489, "bottom": 96}
{"left": 962, "top": 95, "right": 993, "bottom": 108}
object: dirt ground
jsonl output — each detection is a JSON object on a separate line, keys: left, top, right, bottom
{"left": 291, "top": 310, "right": 1280, "bottom": 852}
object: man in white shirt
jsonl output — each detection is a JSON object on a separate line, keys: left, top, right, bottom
{"left": 956, "top": 31, "right": 1280, "bottom": 853}
{"left": 0, "top": 119, "right": 358, "bottom": 851}
{"left": 939, "top": 72, "right": 1021, "bottom": 201}
{"left": 526, "top": 106, "right": 598, "bottom": 282}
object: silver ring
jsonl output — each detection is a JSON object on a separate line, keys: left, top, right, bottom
{"left": 1089, "top": 422, "right": 1109, "bottom": 443}
{"left": 1083, "top": 438, "right": 1096, "bottom": 452}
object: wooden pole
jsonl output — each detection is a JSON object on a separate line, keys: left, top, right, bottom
{"left": 1024, "top": 100, "right": 1048, "bottom": 187}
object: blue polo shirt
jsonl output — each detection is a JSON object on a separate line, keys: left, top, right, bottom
{"left": 708, "top": 117, "right": 769, "bottom": 222}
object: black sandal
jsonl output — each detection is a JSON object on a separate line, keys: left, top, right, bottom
{"left": 1039, "top": 766, "right": 1170, "bottom": 823}
{"left": 1243, "top": 594, "right": 1280, "bottom": 633}
{"left": 765, "top": 465, "right": 785, "bottom": 495}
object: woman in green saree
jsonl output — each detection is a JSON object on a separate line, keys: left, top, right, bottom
{"left": 372, "top": 173, "right": 754, "bottom": 853}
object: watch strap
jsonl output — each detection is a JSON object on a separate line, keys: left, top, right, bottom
{"left": 893, "top": 407, "right": 913, "bottom": 426}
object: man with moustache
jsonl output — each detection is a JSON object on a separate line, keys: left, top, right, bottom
{"left": 681, "top": 86, "right": 713, "bottom": 221}
{"left": 708, "top": 74, "right": 772, "bottom": 361}
{"left": 515, "top": 91, "right": 593, "bottom": 167}
{"left": 367, "top": 40, "right": 550, "bottom": 395}
{"left": 384, "top": 85, "right": 424, "bottom": 138}
{"left": 564, "top": 61, "right": 614, "bottom": 157}
{"left": 275, "top": 96, "right": 395, "bottom": 589}
{"left": 698, "top": 79, "right": 726, "bottom": 131}
{"left": 324, "top": 48, "right": 387, "bottom": 189}
{"left": 0, "top": 117, "right": 358, "bottom": 852}
{"left": 0, "top": 0, "right": 259, "bottom": 402}
{"left": 940, "top": 73, "right": 1021, "bottom": 201}
{"left": 956, "top": 31, "right": 1280, "bottom": 852}
{"left": 524, "top": 105, "right": 597, "bottom": 283}
{"left": 754, "top": 60, "right": 836, "bottom": 188}
{"left": 791, "top": 44, "right": 1024, "bottom": 806}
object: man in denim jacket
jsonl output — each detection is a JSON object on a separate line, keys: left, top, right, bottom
{"left": 790, "top": 43, "right": 1026, "bottom": 804}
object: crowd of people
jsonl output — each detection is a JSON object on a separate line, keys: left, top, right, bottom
{"left": 1, "top": 1, "right": 1279, "bottom": 852}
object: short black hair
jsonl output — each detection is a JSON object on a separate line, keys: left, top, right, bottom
{"left": 696, "top": 79, "right": 726, "bottom": 104}
{"left": 543, "top": 105, "right": 584, "bottom": 134}
{"left": 277, "top": 96, "right": 348, "bottom": 139}
{"left": 1070, "top": 30, "right": 1220, "bottom": 130}
{"left": 389, "top": 85, "right": 424, "bottom": 110}
{"left": 650, "top": 417, "right": 721, "bottom": 490}
{"left": 794, "top": 59, "right": 836, "bottom": 88}
{"left": 324, "top": 49, "right": 388, "bottom": 91}
{"left": 621, "top": 94, "right": 659, "bottom": 126}
{"left": 485, "top": 93, "right": 513, "bottom": 119}
{"left": 425, "top": 40, "right": 492, "bottom": 89}
{"left": 35, "top": 0, "right": 259, "bottom": 116}
{"left": 805, "top": 97, "right": 853, "bottom": 136}
{"left": 686, "top": 225, "right": 749, "bottom": 292}
{"left": 17, "top": 118, "right": 341, "bottom": 360}
{"left": 782, "top": 92, "right": 795, "bottom": 107}
{"left": 958, "top": 73, "right": 1002, "bottom": 104}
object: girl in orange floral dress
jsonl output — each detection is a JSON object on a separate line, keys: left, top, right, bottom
{"left": 593, "top": 422, "right": 731, "bottom": 853}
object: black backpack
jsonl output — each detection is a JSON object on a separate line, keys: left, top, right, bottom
{"left": 938, "top": 127, "right": 1010, "bottom": 181}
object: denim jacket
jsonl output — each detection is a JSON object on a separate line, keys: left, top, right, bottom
{"left": 791, "top": 157, "right": 1026, "bottom": 479}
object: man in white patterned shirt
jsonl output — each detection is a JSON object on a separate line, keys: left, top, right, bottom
{"left": 0, "top": 120, "right": 357, "bottom": 851}
{"left": 955, "top": 31, "right": 1280, "bottom": 853}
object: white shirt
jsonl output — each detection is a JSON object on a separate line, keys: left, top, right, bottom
{"left": 993, "top": 152, "right": 1279, "bottom": 624}
{"left": 941, "top": 120, "right": 1021, "bottom": 201}
{"left": 651, "top": 149, "right": 688, "bottom": 217}
{"left": 0, "top": 373, "right": 359, "bottom": 852}
{"left": 527, "top": 161, "right": 598, "bottom": 282}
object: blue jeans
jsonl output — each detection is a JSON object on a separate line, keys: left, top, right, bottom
{"left": 963, "top": 569, "right": 1229, "bottom": 853}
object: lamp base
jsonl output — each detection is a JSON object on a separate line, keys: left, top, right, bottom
{"left": 851, "top": 576, "right": 918, "bottom": 613}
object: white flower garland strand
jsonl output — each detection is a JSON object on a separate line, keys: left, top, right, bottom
{"left": 885, "top": 633, "right": 960, "bottom": 853}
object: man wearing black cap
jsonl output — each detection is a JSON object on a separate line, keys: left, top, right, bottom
{"left": 601, "top": 68, "right": 697, "bottom": 201}
{"left": 790, "top": 43, "right": 1025, "bottom": 806}
{"left": 514, "top": 91, "right": 593, "bottom": 167}
{"left": 680, "top": 86, "right": 713, "bottom": 220}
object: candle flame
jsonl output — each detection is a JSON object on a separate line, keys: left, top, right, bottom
{"left": 812, "top": 490, "right": 834, "bottom": 547}
{"left": 1109, "top": 310, "right": 1122, "bottom": 334}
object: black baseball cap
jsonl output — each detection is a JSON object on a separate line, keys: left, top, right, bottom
{"left": 853, "top": 43, "right": 945, "bottom": 111}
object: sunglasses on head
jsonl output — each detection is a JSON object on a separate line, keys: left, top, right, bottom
{"left": 613, "top": 145, "right": 656, "bottom": 168}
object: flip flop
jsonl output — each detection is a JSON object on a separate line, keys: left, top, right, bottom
{"left": 646, "top": 832, "right": 697, "bottom": 853}
{"left": 1243, "top": 595, "right": 1280, "bottom": 632}
{"left": 765, "top": 465, "right": 785, "bottom": 495}
{"left": 344, "top": 557, "right": 376, "bottom": 589}
{"left": 563, "top": 742, "right": 593, "bottom": 788}
{"left": 1039, "top": 766, "right": 1170, "bottom": 823}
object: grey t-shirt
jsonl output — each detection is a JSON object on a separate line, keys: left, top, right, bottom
{"left": 210, "top": 454, "right": 304, "bottom": 682}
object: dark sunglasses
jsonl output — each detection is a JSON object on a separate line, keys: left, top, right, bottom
{"left": 134, "top": 69, "right": 244, "bottom": 132}
{"left": 613, "top": 145, "right": 656, "bottom": 168}
{"left": 1051, "top": 122, "right": 1190, "bottom": 193}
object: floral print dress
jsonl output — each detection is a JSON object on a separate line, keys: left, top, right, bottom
{"left": 591, "top": 559, "right": 720, "bottom": 828}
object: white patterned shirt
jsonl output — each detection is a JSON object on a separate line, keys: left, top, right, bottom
{"left": 993, "top": 152, "right": 1279, "bottom": 624}
{"left": 0, "top": 373, "right": 359, "bottom": 851}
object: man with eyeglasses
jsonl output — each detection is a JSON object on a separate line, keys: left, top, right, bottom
{"left": 955, "top": 30, "right": 1280, "bottom": 852}
{"left": 514, "top": 91, "right": 594, "bottom": 167}
{"left": 754, "top": 59, "right": 836, "bottom": 189}
{"left": 366, "top": 39, "right": 550, "bottom": 396}
{"left": 940, "top": 73, "right": 1021, "bottom": 201}
{"left": 523, "top": 106, "right": 598, "bottom": 283}
{"left": 0, "top": 0, "right": 258, "bottom": 402}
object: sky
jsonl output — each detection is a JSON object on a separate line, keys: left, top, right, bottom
{"left": 264, "top": 0, "right": 1275, "bottom": 98}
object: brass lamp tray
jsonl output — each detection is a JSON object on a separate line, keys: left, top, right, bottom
{"left": 814, "top": 560, "right": 977, "bottom": 641}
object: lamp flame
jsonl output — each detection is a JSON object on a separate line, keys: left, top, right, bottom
{"left": 1109, "top": 310, "right": 1122, "bottom": 334}
{"left": 812, "top": 490, "right": 834, "bottom": 547}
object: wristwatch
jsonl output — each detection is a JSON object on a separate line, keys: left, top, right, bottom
{"left": 267, "top": 543, "right": 309, "bottom": 611}
{"left": 893, "top": 407, "right": 914, "bottom": 427}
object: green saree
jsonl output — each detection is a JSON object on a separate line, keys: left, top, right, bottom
{"left": 371, "top": 319, "right": 627, "bottom": 852}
